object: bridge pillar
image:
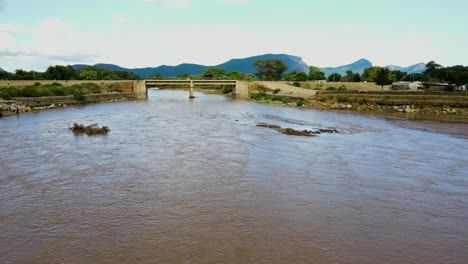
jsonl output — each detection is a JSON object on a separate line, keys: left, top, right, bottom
{"left": 233, "top": 81, "right": 249, "bottom": 99}
{"left": 133, "top": 80, "right": 147, "bottom": 99}
{"left": 189, "top": 80, "right": 195, "bottom": 99}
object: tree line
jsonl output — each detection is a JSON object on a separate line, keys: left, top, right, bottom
{"left": 249, "top": 58, "right": 468, "bottom": 87}
{"left": 1, "top": 60, "right": 467, "bottom": 86}
{"left": 0, "top": 65, "right": 140, "bottom": 81}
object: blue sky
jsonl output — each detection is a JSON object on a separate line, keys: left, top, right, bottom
{"left": 1, "top": 0, "right": 467, "bottom": 71}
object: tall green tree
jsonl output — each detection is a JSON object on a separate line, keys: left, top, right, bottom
{"left": 226, "top": 70, "right": 244, "bottom": 80}
{"left": 424, "top": 61, "right": 442, "bottom": 81}
{"left": 327, "top": 73, "right": 342, "bottom": 82}
{"left": 308, "top": 66, "right": 325, "bottom": 81}
{"left": 203, "top": 67, "right": 227, "bottom": 79}
{"left": 375, "top": 68, "right": 392, "bottom": 90}
{"left": 252, "top": 58, "right": 288, "bottom": 81}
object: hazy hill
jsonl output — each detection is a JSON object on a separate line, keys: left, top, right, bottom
{"left": 386, "top": 63, "right": 426, "bottom": 74}
{"left": 71, "top": 56, "right": 426, "bottom": 78}
{"left": 217, "top": 54, "right": 309, "bottom": 74}
{"left": 320, "top": 59, "right": 373, "bottom": 77}
{"left": 72, "top": 54, "right": 309, "bottom": 77}
{"left": 0, "top": 67, "right": 5, "bottom": 72}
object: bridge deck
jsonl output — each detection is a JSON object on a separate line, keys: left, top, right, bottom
{"left": 145, "top": 80, "right": 237, "bottom": 86}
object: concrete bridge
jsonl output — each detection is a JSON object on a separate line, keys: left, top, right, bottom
{"left": 133, "top": 79, "right": 249, "bottom": 99}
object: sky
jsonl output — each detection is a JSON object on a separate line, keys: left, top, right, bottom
{"left": 1, "top": 0, "right": 467, "bottom": 71}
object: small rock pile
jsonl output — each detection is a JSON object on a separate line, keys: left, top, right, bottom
{"left": 257, "top": 123, "right": 339, "bottom": 137}
{"left": 69, "top": 123, "right": 110, "bottom": 135}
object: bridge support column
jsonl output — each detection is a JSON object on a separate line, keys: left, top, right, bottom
{"left": 133, "top": 80, "right": 147, "bottom": 99}
{"left": 189, "top": 80, "right": 195, "bottom": 99}
{"left": 233, "top": 81, "right": 249, "bottom": 99}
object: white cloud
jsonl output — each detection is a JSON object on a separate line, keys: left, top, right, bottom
{"left": 0, "top": 16, "right": 453, "bottom": 71}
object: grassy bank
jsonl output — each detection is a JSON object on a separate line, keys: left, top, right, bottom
{"left": 0, "top": 82, "right": 135, "bottom": 116}
{"left": 312, "top": 91, "right": 468, "bottom": 116}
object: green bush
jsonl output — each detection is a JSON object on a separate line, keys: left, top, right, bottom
{"left": 326, "top": 87, "right": 338, "bottom": 91}
{"left": 336, "top": 95, "right": 350, "bottom": 103}
{"left": 51, "top": 82, "right": 62, "bottom": 86}
{"left": 271, "top": 96, "right": 283, "bottom": 101}
{"left": 0, "top": 87, "right": 20, "bottom": 99}
{"left": 273, "top": 88, "right": 281, "bottom": 94}
{"left": 292, "top": 82, "right": 301, "bottom": 87}
{"left": 21, "top": 86, "right": 41, "bottom": 97}
{"left": 34, "top": 82, "right": 41, "bottom": 87}
{"left": 73, "top": 92, "right": 86, "bottom": 101}
{"left": 296, "top": 100, "right": 305, "bottom": 106}
{"left": 50, "top": 86, "right": 66, "bottom": 96}
{"left": 338, "top": 85, "right": 348, "bottom": 92}
{"left": 249, "top": 92, "right": 268, "bottom": 101}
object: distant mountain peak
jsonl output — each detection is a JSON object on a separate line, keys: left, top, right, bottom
{"left": 385, "top": 63, "right": 426, "bottom": 74}
{"left": 72, "top": 54, "right": 309, "bottom": 77}
{"left": 320, "top": 58, "right": 373, "bottom": 77}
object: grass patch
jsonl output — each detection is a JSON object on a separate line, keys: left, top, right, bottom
{"left": 73, "top": 92, "right": 86, "bottom": 101}
{"left": 273, "top": 88, "right": 281, "bottom": 94}
{"left": 336, "top": 95, "right": 350, "bottom": 103}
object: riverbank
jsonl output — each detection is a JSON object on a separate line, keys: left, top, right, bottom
{"left": 246, "top": 90, "right": 468, "bottom": 123}
{"left": 0, "top": 93, "right": 135, "bottom": 117}
{"left": 0, "top": 81, "right": 136, "bottom": 118}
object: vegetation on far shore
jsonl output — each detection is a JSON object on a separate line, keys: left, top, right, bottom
{"left": 0, "top": 82, "right": 101, "bottom": 100}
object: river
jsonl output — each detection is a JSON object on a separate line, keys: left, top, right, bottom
{"left": 1, "top": 89, "right": 467, "bottom": 263}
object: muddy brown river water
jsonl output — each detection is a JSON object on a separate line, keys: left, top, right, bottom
{"left": 1, "top": 89, "right": 467, "bottom": 263}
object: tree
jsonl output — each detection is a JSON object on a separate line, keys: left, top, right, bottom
{"left": 284, "top": 71, "right": 298, "bottom": 81}
{"left": 79, "top": 67, "right": 98, "bottom": 80}
{"left": 327, "top": 73, "right": 342, "bottom": 82}
{"left": 308, "top": 66, "right": 325, "bottom": 81}
{"left": 345, "top": 70, "right": 354, "bottom": 82}
{"left": 203, "top": 67, "right": 227, "bottom": 80}
{"left": 176, "top": 73, "right": 190, "bottom": 79}
{"left": 352, "top": 72, "right": 361, "bottom": 82}
{"left": 252, "top": 58, "right": 287, "bottom": 81}
{"left": 362, "top": 67, "right": 381, "bottom": 82}
{"left": 226, "top": 70, "right": 244, "bottom": 80}
{"left": 295, "top": 72, "right": 308, "bottom": 82}
{"left": 424, "top": 61, "right": 442, "bottom": 81}
{"left": 152, "top": 73, "right": 165, "bottom": 79}
{"left": 390, "top": 70, "right": 407, "bottom": 82}
{"left": 375, "top": 68, "right": 392, "bottom": 90}
{"left": 44, "top": 65, "right": 76, "bottom": 80}
{"left": 0, "top": 70, "right": 12, "bottom": 80}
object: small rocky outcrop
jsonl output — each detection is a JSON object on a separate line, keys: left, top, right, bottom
{"left": 256, "top": 123, "right": 339, "bottom": 137}
{"left": 69, "top": 123, "right": 110, "bottom": 135}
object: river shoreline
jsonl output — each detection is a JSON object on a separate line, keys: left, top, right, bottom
{"left": 2, "top": 88, "right": 467, "bottom": 124}
{"left": 0, "top": 93, "right": 135, "bottom": 118}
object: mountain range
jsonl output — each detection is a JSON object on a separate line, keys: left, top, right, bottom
{"left": 320, "top": 58, "right": 373, "bottom": 77}
{"left": 385, "top": 63, "right": 427, "bottom": 74}
{"left": 73, "top": 54, "right": 310, "bottom": 77}
{"left": 0, "top": 68, "right": 5, "bottom": 72}
{"left": 1, "top": 54, "right": 427, "bottom": 77}
{"left": 72, "top": 54, "right": 426, "bottom": 77}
